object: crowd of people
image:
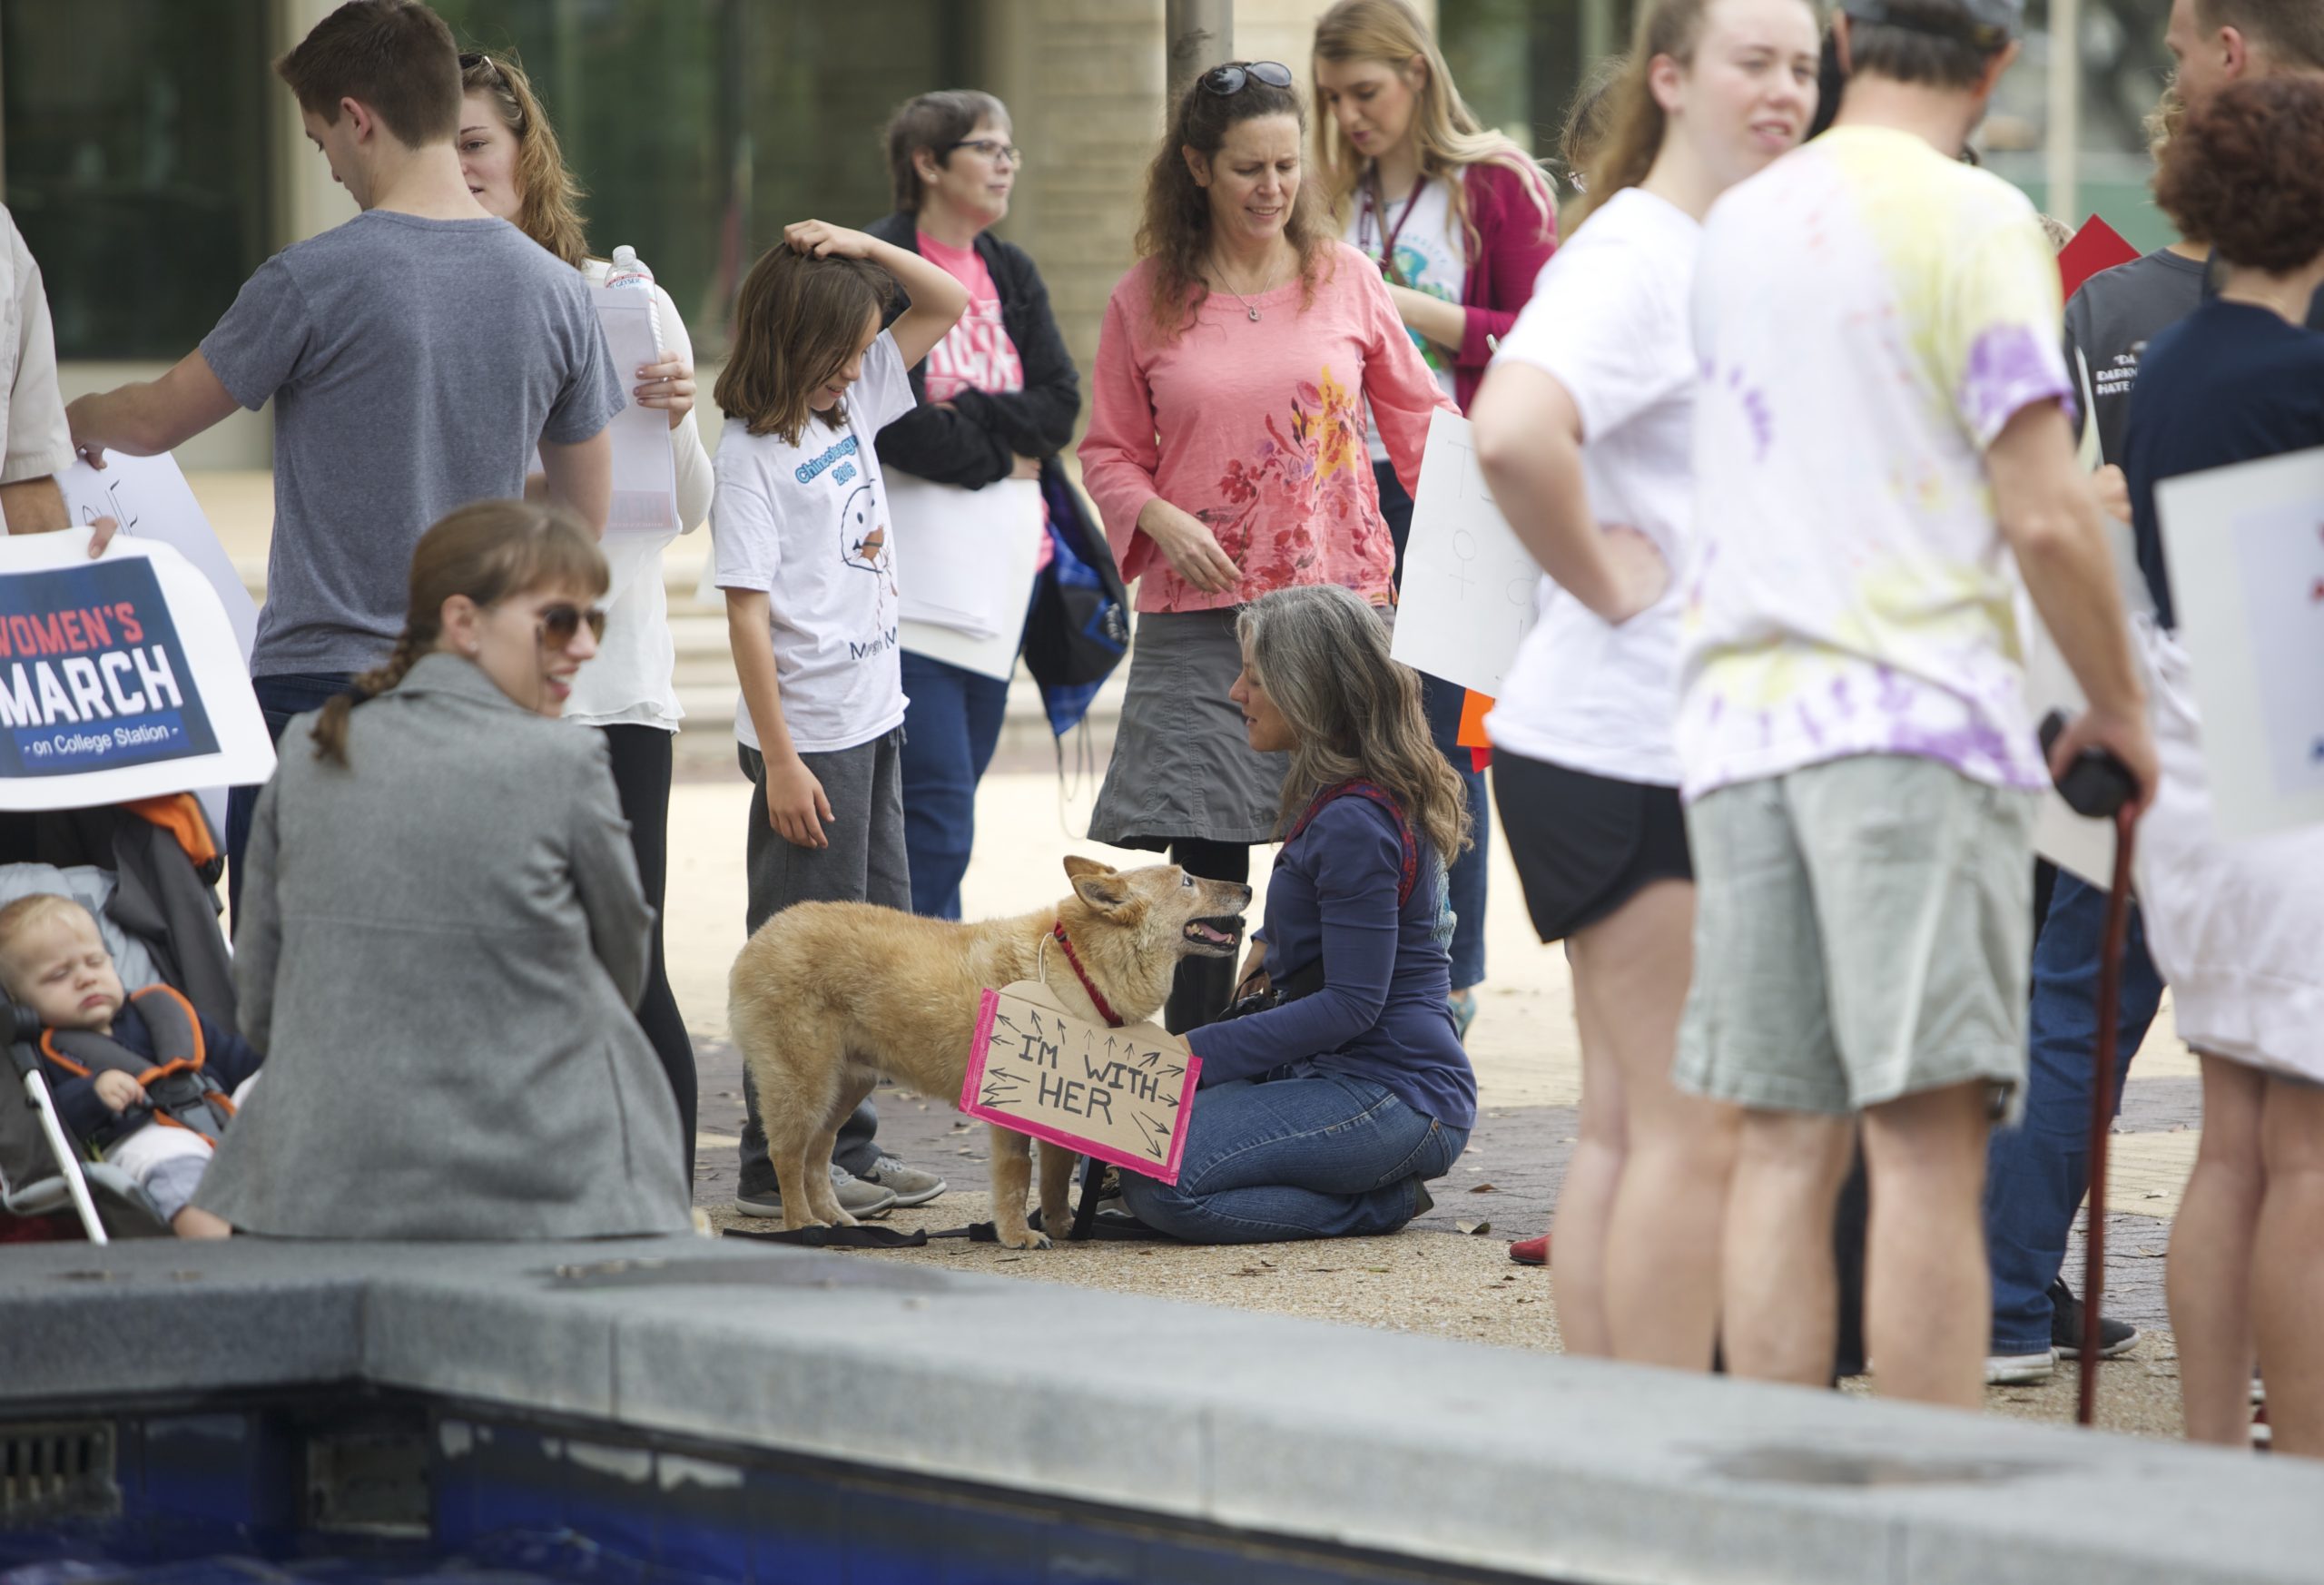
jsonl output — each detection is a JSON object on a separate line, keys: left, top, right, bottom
{"left": 0, "top": 0, "right": 2314, "bottom": 1465}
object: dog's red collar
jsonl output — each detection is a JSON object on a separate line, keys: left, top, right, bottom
{"left": 1051, "top": 921, "right": 1123, "bottom": 1028}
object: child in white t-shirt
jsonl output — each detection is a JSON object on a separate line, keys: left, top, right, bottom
{"left": 710, "top": 221, "right": 967, "bottom": 1210}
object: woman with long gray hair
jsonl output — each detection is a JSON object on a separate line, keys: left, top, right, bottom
{"left": 1115, "top": 584, "right": 1474, "bottom": 1243}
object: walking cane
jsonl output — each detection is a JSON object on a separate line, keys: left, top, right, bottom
{"left": 5, "top": 1003, "right": 108, "bottom": 1244}
{"left": 2039, "top": 712, "right": 2139, "bottom": 1428}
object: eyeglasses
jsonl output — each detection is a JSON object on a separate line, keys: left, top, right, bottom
{"left": 948, "top": 137, "right": 1023, "bottom": 167}
{"left": 536, "top": 604, "right": 607, "bottom": 647}
{"left": 1199, "top": 60, "right": 1295, "bottom": 96}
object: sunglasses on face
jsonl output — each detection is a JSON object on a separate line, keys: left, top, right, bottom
{"left": 536, "top": 604, "right": 607, "bottom": 646}
{"left": 1200, "top": 60, "right": 1294, "bottom": 96}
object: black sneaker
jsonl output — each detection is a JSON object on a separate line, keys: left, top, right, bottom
{"left": 2050, "top": 1278, "right": 2139, "bottom": 1359}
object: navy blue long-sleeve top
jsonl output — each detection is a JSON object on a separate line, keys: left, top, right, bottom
{"left": 43, "top": 996, "right": 264, "bottom": 1151}
{"left": 1188, "top": 794, "right": 1476, "bottom": 1129}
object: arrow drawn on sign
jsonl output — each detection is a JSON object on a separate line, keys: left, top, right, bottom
{"left": 991, "top": 1012, "right": 1021, "bottom": 1039}
{"left": 1133, "top": 1111, "right": 1171, "bottom": 1158}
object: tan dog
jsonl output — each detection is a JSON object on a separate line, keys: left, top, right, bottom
{"left": 729, "top": 856, "right": 1252, "bottom": 1249}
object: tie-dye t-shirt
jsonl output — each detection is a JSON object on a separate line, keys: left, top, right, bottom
{"left": 1675, "top": 126, "right": 2072, "bottom": 802}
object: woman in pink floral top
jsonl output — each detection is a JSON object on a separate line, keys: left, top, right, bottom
{"left": 1078, "top": 58, "right": 1452, "bottom": 1033}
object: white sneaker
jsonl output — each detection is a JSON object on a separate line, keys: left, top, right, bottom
{"left": 1985, "top": 1347, "right": 2057, "bottom": 1385}
{"left": 733, "top": 1163, "right": 898, "bottom": 1219}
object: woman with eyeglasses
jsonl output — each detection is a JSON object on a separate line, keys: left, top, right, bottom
{"left": 866, "top": 92, "right": 1080, "bottom": 923}
{"left": 455, "top": 50, "right": 711, "bottom": 1167}
{"left": 192, "top": 502, "right": 696, "bottom": 1241}
{"left": 1310, "top": 0, "right": 1561, "bottom": 1044}
{"left": 1080, "top": 59, "right": 1455, "bottom": 1036}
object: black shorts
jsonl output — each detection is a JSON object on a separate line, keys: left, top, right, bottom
{"left": 1492, "top": 750, "right": 1692, "bottom": 943}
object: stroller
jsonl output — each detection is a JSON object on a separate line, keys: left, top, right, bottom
{"left": 0, "top": 795, "right": 240, "bottom": 1243}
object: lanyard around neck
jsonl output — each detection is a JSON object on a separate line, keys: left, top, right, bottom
{"left": 1359, "top": 172, "right": 1428, "bottom": 287}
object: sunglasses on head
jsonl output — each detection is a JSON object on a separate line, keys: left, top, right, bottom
{"left": 537, "top": 604, "right": 607, "bottom": 646}
{"left": 1199, "top": 60, "right": 1294, "bottom": 96}
{"left": 458, "top": 51, "right": 504, "bottom": 79}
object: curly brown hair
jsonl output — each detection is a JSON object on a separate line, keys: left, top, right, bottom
{"left": 1137, "top": 64, "right": 1333, "bottom": 340}
{"left": 459, "top": 50, "right": 589, "bottom": 268}
{"left": 2153, "top": 77, "right": 2324, "bottom": 275}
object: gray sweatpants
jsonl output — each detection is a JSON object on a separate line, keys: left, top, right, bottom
{"left": 736, "top": 729, "right": 910, "bottom": 1186}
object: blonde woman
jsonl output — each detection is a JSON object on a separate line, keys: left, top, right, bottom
{"left": 455, "top": 49, "right": 712, "bottom": 1165}
{"left": 1311, "top": 0, "right": 1561, "bottom": 1036}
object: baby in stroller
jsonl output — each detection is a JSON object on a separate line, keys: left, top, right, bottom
{"left": 1, "top": 891, "right": 258, "bottom": 1236}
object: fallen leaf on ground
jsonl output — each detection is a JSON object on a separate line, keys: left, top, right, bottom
{"left": 1468, "top": 1182, "right": 1497, "bottom": 1194}
{"left": 1455, "top": 1220, "right": 1492, "bottom": 1236}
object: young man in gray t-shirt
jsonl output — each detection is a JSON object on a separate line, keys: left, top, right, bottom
{"left": 64, "top": 0, "right": 622, "bottom": 911}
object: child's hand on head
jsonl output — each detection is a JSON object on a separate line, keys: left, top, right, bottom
{"left": 93, "top": 1069, "right": 146, "bottom": 1114}
{"left": 783, "top": 221, "right": 875, "bottom": 262}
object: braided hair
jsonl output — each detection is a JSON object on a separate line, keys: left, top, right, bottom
{"left": 309, "top": 500, "right": 607, "bottom": 766}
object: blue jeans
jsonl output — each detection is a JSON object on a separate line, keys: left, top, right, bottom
{"left": 1375, "top": 458, "right": 1487, "bottom": 989}
{"left": 899, "top": 649, "right": 1011, "bottom": 920}
{"left": 225, "top": 671, "right": 357, "bottom": 927}
{"left": 1117, "top": 1073, "right": 1466, "bottom": 1243}
{"left": 1983, "top": 871, "right": 2166, "bottom": 1353}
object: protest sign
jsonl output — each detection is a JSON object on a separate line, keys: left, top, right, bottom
{"left": 0, "top": 529, "right": 273, "bottom": 810}
{"left": 2157, "top": 446, "right": 2324, "bottom": 839}
{"left": 57, "top": 452, "right": 258, "bottom": 665}
{"left": 2057, "top": 215, "right": 2141, "bottom": 301}
{"left": 1390, "top": 410, "right": 1540, "bottom": 697}
{"left": 892, "top": 473, "right": 1043, "bottom": 681}
{"left": 591, "top": 285, "right": 680, "bottom": 535}
{"left": 960, "top": 979, "right": 1200, "bottom": 1184}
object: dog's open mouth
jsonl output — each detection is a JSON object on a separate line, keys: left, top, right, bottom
{"left": 1182, "top": 916, "right": 1244, "bottom": 955}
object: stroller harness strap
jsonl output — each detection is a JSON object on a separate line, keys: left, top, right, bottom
{"left": 41, "top": 984, "right": 234, "bottom": 1141}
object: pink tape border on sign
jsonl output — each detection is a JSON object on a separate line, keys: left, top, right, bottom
{"left": 958, "top": 987, "right": 1202, "bottom": 1186}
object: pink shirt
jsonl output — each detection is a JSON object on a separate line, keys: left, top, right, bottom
{"left": 1078, "top": 243, "right": 1453, "bottom": 614}
{"left": 917, "top": 230, "right": 1024, "bottom": 402}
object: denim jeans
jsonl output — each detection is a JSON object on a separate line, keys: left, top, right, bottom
{"left": 1117, "top": 1073, "right": 1467, "bottom": 1243}
{"left": 899, "top": 649, "right": 1011, "bottom": 920}
{"left": 225, "top": 671, "right": 357, "bottom": 927}
{"left": 1375, "top": 458, "right": 1487, "bottom": 989}
{"left": 1983, "top": 871, "right": 2166, "bottom": 1352}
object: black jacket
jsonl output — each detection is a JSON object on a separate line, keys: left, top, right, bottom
{"left": 865, "top": 210, "right": 1080, "bottom": 488}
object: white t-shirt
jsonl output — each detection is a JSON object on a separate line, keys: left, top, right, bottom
{"left": 1677, "top": 127, "right": 2071, "bottom": 802}
{"left": 1345, "top": 176, "right": 1465, "bottom": 460}
{"left": 712, "top": 330, "right": 917, "bottom": 754}
{"left": 1483, "top": 187, "right": 1699, "bottom": 788}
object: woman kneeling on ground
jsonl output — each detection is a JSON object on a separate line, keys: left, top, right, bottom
{"left": 1117, "top": 584, "right": 1474, "bottom": 1243}
{"left": 191, "top": 502, "right": 694, "bottom": 1240}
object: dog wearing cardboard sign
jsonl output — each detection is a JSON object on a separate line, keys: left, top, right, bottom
{"left": 729, "top": 855, "right": 1250, "bottom": 1249}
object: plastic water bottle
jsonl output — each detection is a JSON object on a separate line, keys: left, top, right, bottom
{"left": 604, "top": 244, "right": 665, "bottom": 355}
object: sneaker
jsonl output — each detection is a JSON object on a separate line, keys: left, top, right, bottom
{"left": 734, "top": 1164, "right": 898, "bottom": 1220}
{"left": 2252, "top": 1403, "right": 2272, "bottom": 1451}
{"left": 1509, "top": 1233, "right": 1550, "bottom": 1267}
{"left": 1410, "top": 1179, "right": 1434, "bottom": 1218}
{"left": 856, "top": 1155, "right": 948, "bottom": 1207}
{"left": 1985, "top": 1347, "right": 2057, "bottom": 1385}
{"left": 1448, "top": 988, "right": 1478, "bottom": 1042}
{"left": 2049, "top": 1278, "right": 2139, "bottom": 1358}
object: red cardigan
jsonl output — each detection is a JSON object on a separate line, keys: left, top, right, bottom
{"left": 1451, "top": 161, "right": 1560, "bottom": 411}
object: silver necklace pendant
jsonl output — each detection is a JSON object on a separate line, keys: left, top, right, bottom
{"left": 1246, "top": 304, "right": 1262, "bottom": 322}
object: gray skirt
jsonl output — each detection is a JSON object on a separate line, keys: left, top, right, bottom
{"left": 1088, "top": 607, "right": 1288, "bottom": 850}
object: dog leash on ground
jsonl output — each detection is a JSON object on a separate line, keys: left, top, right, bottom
{"left": 2038, "top": 710, "right": 2142, "bottom": 1430}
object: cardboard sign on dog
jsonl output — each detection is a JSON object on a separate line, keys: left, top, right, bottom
{"left": 961, "top": 980, "right": 1201, "bottom": 1184}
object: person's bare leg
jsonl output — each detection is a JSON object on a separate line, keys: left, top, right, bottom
{"left": 1590, "top": 880, "right": 1737, "bottom": 1371}
{"left": 1721, "top": 1107, "right": 1855, "bottom": 1384}
{"left": 173, "top": 1205, "right": 231, "bottom": 1239}
{"left": 1858, "top": 1080, "right": 1994, "bottom": 1408}
{"left": 1553, "top": 937, "right": 1630, "bottom": 1358}
{"left": 2171, "top": 1054, "right": 2266, "bottom": 1445}
{"left": 2252, "top": 1074, "right": 2324, "bottom": 1458}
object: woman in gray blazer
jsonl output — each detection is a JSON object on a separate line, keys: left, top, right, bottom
{"left": 195, "top": 502, "right": 695, "bottom": 1240}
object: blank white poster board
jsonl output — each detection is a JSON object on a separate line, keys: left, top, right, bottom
{"left": 1388, "top": 410, "right": 1540, "bottom": 697}
{"left": 2157, "top": 445, "right": 2324, "bottom": 839}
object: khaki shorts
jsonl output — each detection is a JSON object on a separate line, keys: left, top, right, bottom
{"left": 1674, "top": 755, "right": 2039, "bottom": 1118}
